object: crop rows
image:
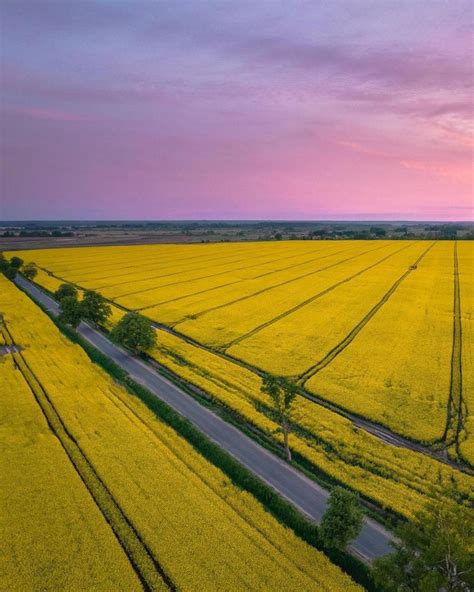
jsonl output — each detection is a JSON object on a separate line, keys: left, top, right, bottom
{"left": 222, "top": 243, "right": 414, "bottom": 351}
{"left": 458, "top": 241, "right": 473, "bottom": 464}
{"left": 305, "top": 242, "right": 455, "bottom": 443}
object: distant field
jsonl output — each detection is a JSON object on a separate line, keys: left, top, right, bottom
{"left": 12, "top": 240, "right": 472, "bottom": 463}
{"left": 0, "top": 275, "right": 360, "bottom": 591}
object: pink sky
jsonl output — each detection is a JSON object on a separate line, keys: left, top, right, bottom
{"left": 1, "top": 1, "right": 473, "bottom": 221}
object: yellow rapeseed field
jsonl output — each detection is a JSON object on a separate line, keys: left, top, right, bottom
{"left": 0, "top": 355, "right": 142, "bottom": 592}
{"left": 306, "top": 242, "right": 453, "bottom": 442}
{"left": 11, "top": 239, "right": 473, "bottom": 460}
{"left": 0, "top": 275, "right": 360, "bottom": 591}
{"left": 151, "top": 328, "right": 474, "bottom": 519}
{"left": 458, "top": 241, "right": 473, "bottom": 464}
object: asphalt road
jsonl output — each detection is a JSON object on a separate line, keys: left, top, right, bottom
{"left": 16, "top": 275, "right": 394, "bottom": 562}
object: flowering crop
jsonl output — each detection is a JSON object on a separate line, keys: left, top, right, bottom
{"left": 10, "top": 240, "right": 472, "bottom": 469}
{"left": 150, "top": 328, "right": 474, "bottom": 519}
{"left": 458, "top": 241, "right": 473, "bottom": 464}
{"left": 306, "top": 242, "right": 454, "bottom": 442}
{"left": 0, "top": 352, "right": 141, "bottom": 592}
{"left": 0, "top": 276, "right": 360, "bottom": 591}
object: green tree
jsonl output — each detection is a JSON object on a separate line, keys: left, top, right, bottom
{"left": 80, "top": 290, "right": 111, "bottom": 326}
{"left": 58, "top": 296, "right": 82, "bottom": 328}
{"left": 110, "top": 312, "right": 156, "bottom": 353}
{"left": 10, "top": 256, "right": 24, "bottom": 269}
{"left": 22, "top": 262, "right": 38, "bottom": 280}
{"left": 4, "top": 266, "right": 17, "bottom": 280}
{"left": 0, "top": 254, "right": 8, "bottom": 273}
{"left": 373, "top": 500, "right": 474, "bottom": 592}
{"left": 260, "top": 374, "right": 297, "bottom": 461}
{"left": 319, "top": 487, "right": 363, "bottom": 551}
{"left": 55, "top": 283, "right": 78, "bottom": 302}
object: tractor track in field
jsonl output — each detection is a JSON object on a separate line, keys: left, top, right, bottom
{"left": 49, "top": 242, "right": 262, "bottom": 278}
{"left": 116, "top": 242, "right": 362, "bottom": 304}
{"left": 146, "top": 321, "right": 471, "bottom": 473}
{"left": 221, "top": 242, "right": 414, "bottom": 351}
{"left": 94, "top": 243, "right": 327, "bottom": 291}
{"left": 136, "top": 242, "right": 370, "bottom": 312}
{"left": 441, "top": 242, "right": 468, "bottom": 459}
{"left": 35, "top": 242, "right": 384, "bottom": 314}
{"left": 34, "top": 244, "right": 347, "bottom": 308}
{"left": 172, "top": 243, "right": 389, "bottom": 321}
{"left": 297, "top": 242, "right": 436, "bottom": 385}
{"left": 0, "top": 322, "right": 175, "bottom": 592}
{"left": 114, "top": 249, "right": 320, "bottom": 300}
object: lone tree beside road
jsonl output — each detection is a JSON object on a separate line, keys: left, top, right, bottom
{"left": 373, "top": 499, "right": 474, "bottom": 592}
{"left": 22, "top": 263, "right": 37, "bottom": 280}
{"left": 80, "top": 290, "right": 111, "bottom": 326}
{"left": 58, "top": 296, "right": 82, "bottom": 329}
{"left": 319, "top": 487, "right": 363, "bottom": 551}
{"left": 55, "top": 283, "right": 78, "bottom": 302}
{"left": 260, "top": 374, "right": 297, "bottom": 461}
{"left": 110, "top": 312, "right": 156, "bottom": 353}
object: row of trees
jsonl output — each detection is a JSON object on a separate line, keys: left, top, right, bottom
{"left": 0, "top": 254, "right": 37, "bottom": 280}
{"left": 54, "top": 283, "right": 156, "bottom": 353}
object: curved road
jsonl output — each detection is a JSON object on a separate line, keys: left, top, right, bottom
{"left": 16, "top": 275, "right": 394, "bottom": 562}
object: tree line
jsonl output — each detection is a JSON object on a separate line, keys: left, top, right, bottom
{"left": 53, "top": 283, "right": 156, "bottom": 353}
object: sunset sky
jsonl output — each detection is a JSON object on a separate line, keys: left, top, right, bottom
{"left": 1, "top": 1, "right": 473, "bottom": 221}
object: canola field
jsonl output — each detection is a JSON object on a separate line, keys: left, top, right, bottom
{"left": 0, "top": 275, "right": 360, "bottom": 591}
{"left": 150, "top": 328, "right": 474, "bottom": 519}
{"left": 12, "top": 239, "right": 473, "bottom": 463}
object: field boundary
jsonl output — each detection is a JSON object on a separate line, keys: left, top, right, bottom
{"left": 0, "top": 322, "right": 175, "bottom": 592}
{"left": 441, "top": 242, "right": 468, "bottom": 459}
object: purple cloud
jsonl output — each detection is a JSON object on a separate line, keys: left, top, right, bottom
{"left": 0, "top": 1, "right": 472, "bottom": 221}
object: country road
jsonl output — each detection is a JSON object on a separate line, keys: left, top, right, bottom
{"left": 15, "top": 275, "right": 394, "bottom": 562}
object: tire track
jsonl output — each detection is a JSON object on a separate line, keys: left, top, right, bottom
{"left": 222, "top": 242, "right": 415, "bottom": 352}
{"left": 113, "top": 244, "right": 338, "bottom": 301}
{"left": 96, "top": 242, "right": 347, "bottom": 292}
{"left": 0, "top": 322, "right": 174, "bottom": 592}
{"left": 134, "top": 244, "right": 374, "bottom": 312}
{"left": 96, "top": 379, "right": 326, "bottom": 587}
{"left": 51, "top": 243, "right": 256, "bottom": 277}
{"left": 172, "top": 243, "right": 369, "bottom": 322}
{"left": 92, "top": 243, "right": 297, "bottom": 289}
{"left": 441, "top": 242, "right": 466, "bottom": 454}
{"left": 297, "top": 242, "right": 436, "bottom": 385}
